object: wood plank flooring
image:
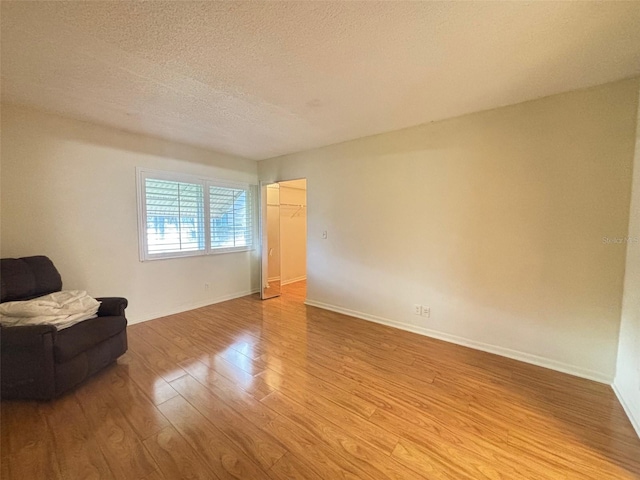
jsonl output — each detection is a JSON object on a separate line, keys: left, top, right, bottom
{"left": 2, "top": 281, "right": 640, "bottom": 479}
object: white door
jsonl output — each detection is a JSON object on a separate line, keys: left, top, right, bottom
{"left": 261, "top": 182, "right": 281, "bottom": 299}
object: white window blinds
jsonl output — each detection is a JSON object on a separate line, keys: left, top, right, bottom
{"left": 145, "top": 179, "right": 205, "bottom": 255}
{"left": 137, "top": 169, "right": 254, "bottom": 260}
{"left": 210, "top": 186, "right": 253, "bottom": 249}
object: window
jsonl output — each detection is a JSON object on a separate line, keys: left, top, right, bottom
{"left": 210, "top": 186, "right": 252, "bottom": 249}
{"left": 137, "top": 169, "right": 254, "bottom": 260}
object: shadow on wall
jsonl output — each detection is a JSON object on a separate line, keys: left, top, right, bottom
{"left": 1, "top": 105, "right": 255, "bottom": 173}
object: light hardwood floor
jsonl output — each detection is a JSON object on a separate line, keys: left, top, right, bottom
{"left": 2, "top": 281, "right": 640, "bottom": 479}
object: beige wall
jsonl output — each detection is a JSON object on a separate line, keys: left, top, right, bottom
{"left": 0, "top": 105, "right": 260, "bottom": 323}
{"left": 259, "top": 78, "right": 640, "bottom": 382}
{"left": 615, "top": 85, "right": 640, "bottom": 436}
{"left": 279, "top": 181, "right": 307, "bottom": 284}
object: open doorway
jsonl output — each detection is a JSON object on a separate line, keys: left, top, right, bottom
{"left": 261, "top": 178, "right": 307, "bottom": 300}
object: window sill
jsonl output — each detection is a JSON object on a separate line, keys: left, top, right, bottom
{"left": 141, "top": 246, "right": 254, "bottom": 262}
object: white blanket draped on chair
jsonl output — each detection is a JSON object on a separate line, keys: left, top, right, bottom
{"left": 0, "top": 290, "right": 100, "bottom": 330}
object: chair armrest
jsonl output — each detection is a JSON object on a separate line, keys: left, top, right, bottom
{"left": 96, "top": 297, "right": 128, "bottom": 317}
{"left": 1, "top": 325, "right": 57, "bottom": 399}
{"left": 1, "top": 324, "right": 57, "bottom": 346}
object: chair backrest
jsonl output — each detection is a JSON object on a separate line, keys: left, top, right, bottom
{"left": 0, "top": 256, "right": 62, "bottom": 303}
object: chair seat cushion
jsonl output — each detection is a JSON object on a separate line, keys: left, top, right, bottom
{"left": 54, "top": 316, "right": 126, "bottom": 363}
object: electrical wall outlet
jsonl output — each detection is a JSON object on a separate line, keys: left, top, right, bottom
{"left": 204, "top": 283, "right": 210, "bottom": 290}
{"left": 322, "top": 230, "right": 328, "bottom": 239}
{"left": 421, "top": 306, "right": 430, "bottom": 318}
{"left": 413, "top": 304, "right": 421, "bottom": 315}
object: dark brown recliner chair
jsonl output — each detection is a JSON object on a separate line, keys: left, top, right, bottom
{"left": 0, "top": 256, "right": 128, "bottom": 399}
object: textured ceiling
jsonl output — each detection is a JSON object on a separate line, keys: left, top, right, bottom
{"left": 2, "top": 2, "right": 640, "bottom": 160}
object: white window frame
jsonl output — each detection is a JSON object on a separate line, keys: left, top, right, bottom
{"left": 136, "top": 167, "right": 255, "bottom": 261}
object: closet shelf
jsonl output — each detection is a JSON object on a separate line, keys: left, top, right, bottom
{"left": 277, "top": 203, "right": 306, "bottom": 218}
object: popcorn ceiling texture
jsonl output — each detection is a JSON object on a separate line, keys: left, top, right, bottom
{"left": 2, "top": 1, "right": 640, "bottom": 160}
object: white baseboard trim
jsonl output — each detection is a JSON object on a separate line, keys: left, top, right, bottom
{"left": 282, "top": 275, "right": 307, "bottom": 286}
{"left": 304, "top": 299, "right": 613, "bottom": 384}
{"left": 613, "top": 381, "right": 640, "bottom": 439}
{"left": 130, "top": 288, "right": 260, "bottom": 325}
{"left": 268, "top": 276, "right": 281, "bottom": 283}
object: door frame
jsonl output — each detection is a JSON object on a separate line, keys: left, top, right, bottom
{"left": 259, "top": 177, "right": 307, "bottom": 300}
